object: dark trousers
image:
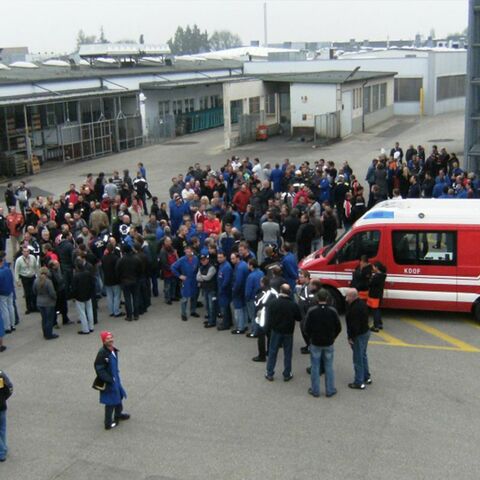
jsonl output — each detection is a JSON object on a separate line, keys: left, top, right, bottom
{"left": 55, "top": 290, "right": 69, "bottom": 324}
{"left": 139, "top": 276, "right": 151, "bottom": 314}
{"left": 300, "top": 317, "right": 310, "bottom": 347}
{"left": 257, "top": 327, "right": 270, "bottom": 359}
{"left": 20, "top": 275, "right": 36, "bottom": 312}
{"left": 38, "top": 305, "right": 55, "bottom": 338}
{"left": 122, "top": 283, "right": 140, "bottom": 319}
{"left": 105, "top": 403, "right": 123, "bottom": 427}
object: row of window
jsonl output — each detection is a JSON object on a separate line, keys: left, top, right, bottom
{"left": 352, "top": 87, "right": 363, "bottom": 109}
{"left": 363, "top": 83, "right": 387, "bottom": 114}
{"left": 336, "top": 230, "right": 456, "bottom": 266}
{"left": 158, "top": 95, "right": 222, "bottom": 116}
{"left": 393, "top": 75, "right": 466, "bottom": 103}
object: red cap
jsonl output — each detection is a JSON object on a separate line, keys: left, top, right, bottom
{"left": 100, "top": 331, "right": 113, "bottom": 343}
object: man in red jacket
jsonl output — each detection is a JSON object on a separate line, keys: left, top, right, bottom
{"left": 232, "top": 184, "right": 252, "bottom": 214}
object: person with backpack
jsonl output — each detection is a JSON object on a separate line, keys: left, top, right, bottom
{"left": 0, "top": 369, "right": 13, "bottom": 461}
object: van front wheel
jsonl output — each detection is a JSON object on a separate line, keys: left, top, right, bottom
{"left": 474, "top": 302, "right": 480, "bottom": 324}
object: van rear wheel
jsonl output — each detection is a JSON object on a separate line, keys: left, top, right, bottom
{"left": 474, "top": 302, "right": 480, "bottom": 324}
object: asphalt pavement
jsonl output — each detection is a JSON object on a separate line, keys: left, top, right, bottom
{"left": 1, "top": 111, "right": 479, "bottom": 479}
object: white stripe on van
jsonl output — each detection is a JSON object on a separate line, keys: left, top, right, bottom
{"left": 308, "top": 271, "right": 480, "bottom": 287}
{"left": 337, "top": 288, "right": 478, "bottom": 303}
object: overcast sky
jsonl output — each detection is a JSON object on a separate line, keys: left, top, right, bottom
{"left": 1, "top": 0, "right": 469, "bottom": 53}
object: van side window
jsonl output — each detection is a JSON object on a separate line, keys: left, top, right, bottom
{"left": 392, "top": 231, "right": 457, "bottom": 265}
{"left": 335, "top": 230, "right": 381, "bottom": 264}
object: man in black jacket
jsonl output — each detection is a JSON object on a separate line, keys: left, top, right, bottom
{"left": 345, "top": 288, "right": 371, "bottom": 390}
{"left": 101, "top": 243, "right": 123, "bottom": 318}
{"left": 116, "top": 244, "right": 142, "bottom": 321}
{"left": 265, "top": 284, "right": 301, "bottom": 381}
{"left": 0, "top": 369, "right": 13, "bottom": 461}
{"left": 304, "top": 289, "right": 341, "bottom": 398}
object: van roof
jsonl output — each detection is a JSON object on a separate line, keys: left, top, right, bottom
{"left": 355, "top": 199, "right": 480, "bottom": 227}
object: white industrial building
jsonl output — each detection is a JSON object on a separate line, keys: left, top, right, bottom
{"left": 222, "top": 70, "right": 396, "bottom": 148}
{"left": 244, "top": 48, "right": 467, "bottom": 116}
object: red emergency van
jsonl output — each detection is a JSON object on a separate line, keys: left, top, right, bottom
{"left": 299, "top": 199, "right": 480, "bottom": 321}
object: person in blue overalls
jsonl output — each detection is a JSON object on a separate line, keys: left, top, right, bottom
{"left": 216, "top": 250, "right": 233, "bottom": 330}
{"left": 94, "top": 331, "right": 129, "bottom": 430}
{"left": 171, "top": 245, "right": 199, "bottom": 321}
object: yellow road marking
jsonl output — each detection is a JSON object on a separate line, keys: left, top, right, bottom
{"left": 403, "top": 318, "right": 480, "bottom": 353}
{"left": 370, "top": 341, "right": 477, "bottom": 352}
{"left": 465, "top": 319, "right": 480, "bottom": 331}
{"left": 373, "top": 330, "right": 408, "bottom": 346}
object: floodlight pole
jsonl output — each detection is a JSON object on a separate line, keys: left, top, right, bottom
{"left": 264, "top": 1, "right": 268, "bottom": 47}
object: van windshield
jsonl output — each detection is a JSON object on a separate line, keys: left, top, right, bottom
{"left": 322, "top": 230, "right": 348, "bottom": 257}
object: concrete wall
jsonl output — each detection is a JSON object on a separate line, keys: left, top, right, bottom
{"left": 290, "top": 83, "right": 337, "bottom": 128}
{"left": 430, "top": 51, "right": 467, "bottom": 115}
{"left": 223, "top": 79, "right": 270, "bottom": 148}
{"left": 364, "top": 104, "right": 394, "bottom": 129}
{"left": 244, "top": 52, "right": 466, "bottom": 116}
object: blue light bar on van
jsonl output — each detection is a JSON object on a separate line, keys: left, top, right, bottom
{"left": 363, "top": 210, "right": 394, "bottom": 220}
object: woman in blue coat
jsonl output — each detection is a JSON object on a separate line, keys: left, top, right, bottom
{"left": 94, "top": 331, "right": 129, "bottom": 430}
{"left": 171, "top": 246, "right": 199, "bottom": 321}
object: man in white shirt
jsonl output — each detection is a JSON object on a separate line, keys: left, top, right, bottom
{"left": 181, "top": 182, "right": 195, "bottom": 200}
{"left": 252, "top": 158, "right": 264, "bottom": 181}
{"left": 14, "top": 247, "right": 38, "bottom": 314}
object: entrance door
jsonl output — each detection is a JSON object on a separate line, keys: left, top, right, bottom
{"left": 340, "top": 90, "right": 352, "bottom": 137}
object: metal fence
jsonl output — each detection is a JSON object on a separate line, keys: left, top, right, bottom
{"left": 314, "top": 111, "right": 340, "bottom": 142}
{"left": 145, "top": 114, "right": 176, "bottom": 143}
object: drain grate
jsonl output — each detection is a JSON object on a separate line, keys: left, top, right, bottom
{"left": 427, "top": 138, "right": 454, "bottom": 142}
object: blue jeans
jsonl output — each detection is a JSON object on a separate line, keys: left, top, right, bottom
{"left": 352, "top": 331, "right": 370, "bottom": 385}
{"left": 75, "top": 300, "right": 94, "bottom": 333}
{"left": 0, "top": 294, "right": 15, "bottom": 331}
{"left": 0, "top": 410, "right": 6, "bottom": 460}
{"left": 164, "top": 277, "right": 176, "bottom": 302}
{"left": 38, "top": 305, "right": 55, "bottom": 338}
{"left": 181, "top": 296, "right": 197, "bottom": 317}
{"left": 246, "top": 300, "right": 257, "bottom": 334}
{"left": 233, "top": 305, "right": 246, "bottom": 331}
{"left": 204, "top": 290, "right": 216, "bottom": 326}
{"left": 105, "top": 285, "right": 121, "bottom": 316}
{"left": 266, "top": 331, "right": 293, "bottom": 378}
{"left": 310, "top": 344, "right": 336, "bottom": 396}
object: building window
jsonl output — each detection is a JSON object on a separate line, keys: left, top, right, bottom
{"left": 185, "top": 98, "right": 195, "bottom": 112}
{"left": 249, "top": 96, "right": 260, "bottom": 114}
{"left": 266, "top": 94, "right": 276, "bottom": 115}
{"left": 363, "top": 86, "right": 371, "bottom": 114}
{"left": 199, "top": 96, "right": 209, "bottom": 110}
{"left": 394, "top": 78, "right": 423, "bottom": 102}
{"left": 392, "top": 231, "right": 457, "bottom": 266}
{"left": 352, "top": 87, "right": 362, "bottom": 109}
{"left": 380, "top": 83, "right": 387, "bottom": 109}
{"left": 372, "top": 85, "right": 380, "bottom": 111}
{"left": 172, "top": 100, "right": 182, "bottom": 115}
{"left": 436, "top": 75, "right": 466, "bottom": 101}
{"left": 210, "top": 95, "right": 221, "bottom": 108}
{"left": 158, "top": 100, "right": 170, "bottom": 116}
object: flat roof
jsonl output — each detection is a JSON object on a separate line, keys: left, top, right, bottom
{"left": 0, "top": 87, "right": 138, "bottom": 107}
{"left": 0, "top": 59, "right": 243, "bottom": 86}
{"left": 356, "top": 199, "right": 480, "bottom": 227}
{"left": 254, "top": 70, "right": 396, "bottom": 85}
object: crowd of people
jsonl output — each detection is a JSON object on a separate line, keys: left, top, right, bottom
{"left": 0, "top": 140, "right": 466, "bottom": 444}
